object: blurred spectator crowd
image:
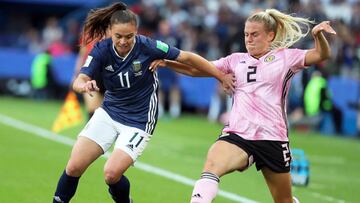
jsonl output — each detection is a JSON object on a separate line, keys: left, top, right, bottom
{"left": 0, "top": 0, "right": 359, "bottom": 74}
{"left": 0, "top": 0, "right": 359, "bottom": 136}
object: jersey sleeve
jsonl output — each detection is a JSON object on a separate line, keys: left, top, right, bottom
{"left": 285, "top": 48, "right": 308, "bottom": 72}
{"left": 79, "top": 42, "right": 103, "bottom": 78}
{"left": 212, "top": 54, "right": 235, "bottom": 73}
{"left": 141, "top": 36, "right": 180, "bottom": 60}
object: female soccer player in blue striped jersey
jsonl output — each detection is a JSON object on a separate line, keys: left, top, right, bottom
{"left": 52, "top": 2, "right": 234, "bottom": 203}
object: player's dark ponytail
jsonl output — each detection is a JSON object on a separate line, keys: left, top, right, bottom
{"left": 82, "top": 2, "right": 138, "bottom": 46}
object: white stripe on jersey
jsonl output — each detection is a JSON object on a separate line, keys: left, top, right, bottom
{"left": 280, "top": 69, "right": 295, "bottom": 137}
{"left": 148, "top": 72, "right": 159, "bottom": 133}
{"left": 147, "top": 92, "right": 156, "bottom": 133}
{"left": 83, "top": 55, "right": 93, "bottom": 67}
{"left": 145, "top": 72, "right": 159, "bottom": 134}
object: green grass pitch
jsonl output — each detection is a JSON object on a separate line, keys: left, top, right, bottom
{"left": 0, "top": 96, "right": 359, "bottom": 203}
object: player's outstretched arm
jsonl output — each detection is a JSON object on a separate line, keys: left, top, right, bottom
{"left": 175, "top": 50, "right": 235, "bottom": 92}
{"left": 150, "top": 59, "right": 236, "bottom": 94}
{"left": 73, "top": 73, "right": 99, "bottom": 96}
{"left": 305, "top": 21, "right": 337, "bottom": 66}
{"left": 149, "top": 59, "right": 208, "bottom": 77}
{"left": 175, "top": 51, "right": 222, "bottom": 79}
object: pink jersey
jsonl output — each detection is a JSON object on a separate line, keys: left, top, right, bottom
{"left": 213, "top": 48, "right": 307, "bottom": 141}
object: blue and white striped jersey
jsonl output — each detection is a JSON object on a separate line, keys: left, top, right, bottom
{"left": 80, "top": 35, "right": 180, "bottom": 134}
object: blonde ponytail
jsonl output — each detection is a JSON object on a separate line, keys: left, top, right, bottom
{"left": 247, "top": 9, "right": 315, "bottom": 49}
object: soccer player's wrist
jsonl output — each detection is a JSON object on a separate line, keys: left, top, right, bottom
{"left": 217, "top": 72, "right": 225, "bottom": 83}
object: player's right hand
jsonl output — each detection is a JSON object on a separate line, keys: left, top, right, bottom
{"left": 83, "top": 80, "right": 99, "bottom": 96}
{"left": 149, "top": 59, "right": 166, "bottom": 72}
{"left": 312, "top": 21, "right": 336, "bottom": 36}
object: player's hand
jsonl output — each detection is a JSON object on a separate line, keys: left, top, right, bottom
{"left": 149, "top": 59, "right": 166, "bottom": 72}
{"left": 312, "top": 21, "right": 336, "bottom": 36}
{"left": 222, "top": 73, "right": 236, "bottom": 95}
{"left": 83, "top": 80, "right": 99, "bottom": 97}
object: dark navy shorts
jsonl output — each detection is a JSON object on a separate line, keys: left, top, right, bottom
{"left": 218, "top": 133, "right": 291, "bottom": 173}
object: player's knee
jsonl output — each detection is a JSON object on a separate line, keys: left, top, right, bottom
{"left": 65, "top": 163, "right": 85, "bottom": 177}
{"left": 203, "top": 159, "right": 224, "bottom": 175}
{"left": 104, "top": 168, "right": 123, "bottom": 184}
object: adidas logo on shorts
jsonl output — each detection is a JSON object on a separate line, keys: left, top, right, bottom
{"left": 126, "top": 144, "right": 134, "bottom": 151}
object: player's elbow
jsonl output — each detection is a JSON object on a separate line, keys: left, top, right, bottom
{"left": 72, "top": 80, "right": 82, "bottom": 93}
{"left": 72, "top": 74, "right": 89, "bottom": 93}
{"left": 323, "top": 51, "right": 332, "bottom": 60}
{"left": 318, "top": 48, "right": 331, "bottom": 61}
{"left": 189, "top": 68, "right": 202, "bottom": 76}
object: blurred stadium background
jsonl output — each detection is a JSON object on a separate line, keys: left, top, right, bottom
{"left": 0, "top": 0, "right": 359, "bottom": 203}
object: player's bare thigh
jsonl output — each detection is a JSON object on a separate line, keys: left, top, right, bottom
{"left": 261, "top": 167, "right": 293, "bottom": 203}
{"left": 83, "top": 92, "right": 103, "bottom": 112}
{"left": 203, "top": 140, "right": 249, "bottom": 177}
{"left": 104, "top": 149, "right": 133, "bottom": 184}
{"left": 66, "top": 136, "right": 104, "bottom": 177}
{"left": 103, "top": 123, "right": 152, "bottom": 184}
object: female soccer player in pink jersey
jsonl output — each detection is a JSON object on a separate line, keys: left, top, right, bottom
{"left": 150, "top": 9, "right": 336, "bottom": 203}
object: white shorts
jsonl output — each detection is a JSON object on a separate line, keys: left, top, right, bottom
{"left": 79, "top": 107, "right": 152, "bottom": 161}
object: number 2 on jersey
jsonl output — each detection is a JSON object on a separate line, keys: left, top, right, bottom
{"left": 247, "top": 66, "right": 257, "bottom": 82}
{"left": 118, "top": 71, "right": 130, "bottom": 88}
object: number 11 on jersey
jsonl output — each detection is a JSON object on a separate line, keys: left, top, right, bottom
{"left": 118, "top": 71, "right": 130, "bottom": 88}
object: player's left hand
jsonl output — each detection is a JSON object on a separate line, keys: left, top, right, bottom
{"left": 312, "top": 21, "right": 336, "bottom": 36}
{"left": 222, "top": 73, "right": 236, "bottom": 95}
{"left": 149, "top": 59, "right": 166, "bottom": 72}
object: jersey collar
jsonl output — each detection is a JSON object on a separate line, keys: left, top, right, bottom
{"left": 248, "top": 50, "right": 274, "bottom": 62}
{"left": 112, "top": 37, "right": 137, "bottom": 61}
